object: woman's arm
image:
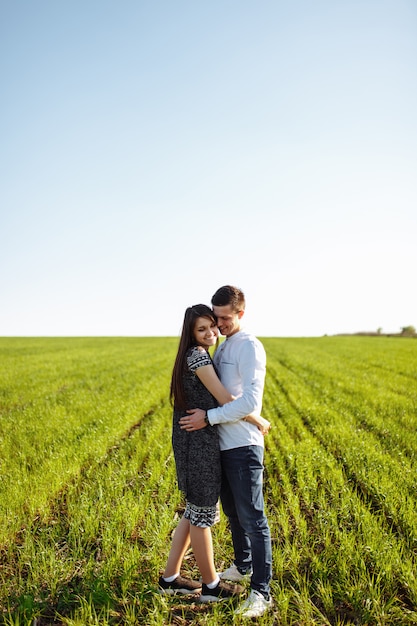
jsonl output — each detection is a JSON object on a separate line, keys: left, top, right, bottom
{"left": 195, "top": 364, "right": 234, "bottom": 405}
{"left": 195, "top": 364, "right": 270, "bottom": 434}
{"left": 243, "top": 414, "right": 271, "bottom": 435}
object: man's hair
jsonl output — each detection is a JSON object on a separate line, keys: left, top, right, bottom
{"left": 211, "top": 285, "right": 245, "bottom": 312}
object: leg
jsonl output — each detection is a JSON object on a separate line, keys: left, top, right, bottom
{"left": 221, "top": 446, "right": 272, "bottom": 598}
{"left": 220, "top": 458, "right": 252, "bottom": 573}
{"left": 189, "top": 524, "right": 218, "bottom": 584}
{"left": 163, "top": 515, "right": 191, "bottom": 578}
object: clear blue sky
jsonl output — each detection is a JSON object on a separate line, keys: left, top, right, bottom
{"left": 1, "top": 1, "right": 416, "bottom": 337}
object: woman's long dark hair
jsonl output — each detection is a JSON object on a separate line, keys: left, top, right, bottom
{"left": 170, "top": 304, "right": 217, "bottom": 410}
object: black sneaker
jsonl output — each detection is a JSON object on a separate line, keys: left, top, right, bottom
{"left": 158, "top": 575, "right": 202, "bottom": 595}
{"left": 198, "top": 580, "right": 245, "bottom": 603}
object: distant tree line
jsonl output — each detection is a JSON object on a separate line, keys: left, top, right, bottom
{"left": 400, "top": 325, "right": 416, "bottom": 337}
{"left": 337, "top": 325, "right": 416, "bottom": 338}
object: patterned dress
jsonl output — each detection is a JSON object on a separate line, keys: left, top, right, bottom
{"left": 172, "top": 346, "right": 221, "bottom": 527}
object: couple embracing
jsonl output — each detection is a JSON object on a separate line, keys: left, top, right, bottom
{"left": 158, "top": 285, "right": 273, "bottom": 619}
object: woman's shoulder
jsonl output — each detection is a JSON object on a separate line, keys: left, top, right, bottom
{"left": 187, "top": 345, "right": 207, "bottom": 355}
{"left": 187, "top": 345, "right": 209, "bottom": 360}
{"left": 186, "top": 345, "right": 212, "bottom": 371}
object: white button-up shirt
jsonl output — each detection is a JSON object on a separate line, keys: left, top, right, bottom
{"left": 207, "top": 329, "right": 266, "bottom": 451}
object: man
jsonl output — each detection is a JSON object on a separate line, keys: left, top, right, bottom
{"left": 179, "top": 285, "right": 273, "bottom": 618}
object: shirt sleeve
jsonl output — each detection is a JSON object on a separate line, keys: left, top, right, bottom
{"left": 207, "top": 339, "right": 266, "bottom": 424}
{"left": 187, "top": 346, "right": 211, "bottom": 372}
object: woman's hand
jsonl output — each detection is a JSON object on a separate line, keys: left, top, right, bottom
{"left": 244, "top": 415, "right": 271, "bottom": 435}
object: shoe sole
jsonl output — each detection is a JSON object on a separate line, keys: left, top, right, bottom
{"left": 159, "top": 588, "right": 201, "bottom": 596}
{"left": 235, "top": 602, "right": 273, "bottom": 617}
{"left": 236, "top": 608, "right": 272, "bottom": 617}
{"left": 219, "top": 574, "right": 251, "bottom": 582}
{"left": 198, "top": 594, "right": 235, "bottom": 603}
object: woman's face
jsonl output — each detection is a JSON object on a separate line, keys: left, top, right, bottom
{"left": 193, "top": 316, "right": 219, "bottom": 348}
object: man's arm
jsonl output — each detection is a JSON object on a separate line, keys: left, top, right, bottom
{"left": 179, "top": 339, "right": 266, "bottom": 430}
{"left": 179, "top": 409, "right": 271, "bottom": 434}
{"left": 177, "top": 362, "right": 235, "bottom": 432}
{"left": 208, "top": 339, "right": 266, "bottom": 424}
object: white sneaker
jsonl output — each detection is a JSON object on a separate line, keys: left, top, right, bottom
{"left": 234, "top": 589, "right": 273, "bottom": 618}
{"left": 219, "top": 564, "right": 252, "bottom": 582}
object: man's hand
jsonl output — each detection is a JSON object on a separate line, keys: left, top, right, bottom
{"left": 179, "top": 408, "right": 207, "bottom": 431}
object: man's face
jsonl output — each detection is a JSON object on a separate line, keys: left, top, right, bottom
{"left": 212, "top": 304, "right": 243, "bottom": 338}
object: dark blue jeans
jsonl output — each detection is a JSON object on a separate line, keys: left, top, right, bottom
{"left": 220, "top": 445, "right": 272, "bottom": 598}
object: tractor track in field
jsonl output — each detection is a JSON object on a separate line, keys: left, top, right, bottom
{"left": 0, "top": 401, "right": 170, "bottom": 555}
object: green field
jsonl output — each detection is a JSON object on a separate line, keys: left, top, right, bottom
{"left": 1, "top": 336, "right": 416, "bottom": 625}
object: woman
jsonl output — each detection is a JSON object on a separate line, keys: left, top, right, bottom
{"left": 158, "top": 304, "right": 270, "bottom": 603}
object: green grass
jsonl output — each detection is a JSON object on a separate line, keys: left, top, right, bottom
{"left": 1, "top": 336, "right": 416, "bottom": 625}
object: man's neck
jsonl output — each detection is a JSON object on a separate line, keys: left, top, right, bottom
{"left": 226, "top": 327, "right": 242, "bottom": 339}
